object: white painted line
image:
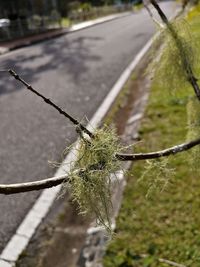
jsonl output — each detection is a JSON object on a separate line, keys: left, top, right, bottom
{"left": 0, "top": 259, "right": 13, "bottom": 267}
{"left": 17, "top": 209, "right": 45, "bottom": 238}
{"left": 0, "top": 34, "right": 154, "bottom": 265}
{"left": 1, "top": 235, "right": 29, "bottom": 262}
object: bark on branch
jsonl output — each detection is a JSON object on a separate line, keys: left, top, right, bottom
{"left": 2, "top": 69, "right": 199, "bottom": 194}
{"left": 0, "top": 174, "right": 68, "bottom": 195}
{"left": 115, "top": 137, "right": 200, "bottom": 161}
{"left": 144, "top": 1, "right": 165, "bottom": 28}
{"left": 8, "top": 69, "right": 200, "bottom": 160}
{"left": 0, "top": 138, "right": 199, "bottom": 194}
{"left": 8, "top": 69, "right": 94, "bottom": 138}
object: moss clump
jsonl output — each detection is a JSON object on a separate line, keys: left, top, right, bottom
{"left": 65, "top": 126, "right": 123, "bottom": 233}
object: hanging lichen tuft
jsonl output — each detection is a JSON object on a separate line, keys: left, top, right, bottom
{"left": 137, "top": 158, "right": 174, "bottom": 199}
{"left": 63, "top": 126, "right": 123, "bottom": 234}
{"left": 154, "top": 18, "right": 198, "bottom": 94}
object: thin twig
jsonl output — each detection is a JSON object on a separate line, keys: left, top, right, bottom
{"left": 6, "top": 70, "right": 200, "bottom": 163}
{"left": 144, "top": 2, "right": 165, "bottom": 28}
{"left": 0, "top": 174, "right": 68, "bottom": 195}
{"left": 8, "top": 69, "right": 94, "bottom": 138}
{"left": 149, "top": 0, "right": 200, "bottom": 101}
{"left": 116, "top": 137, "right": 200, "bottom": 161}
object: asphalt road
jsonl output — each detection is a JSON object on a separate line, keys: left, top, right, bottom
{"left": 0, "top": 1, "right": 177, "bottom": 252}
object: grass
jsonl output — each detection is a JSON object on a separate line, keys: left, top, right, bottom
{"left": 103, "top": 8, "right": 200, "bottom": 267}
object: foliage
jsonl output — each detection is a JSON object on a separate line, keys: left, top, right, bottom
{"left": 30, "top": 14, "right": 42, "bottom": 27}
{"left": 79, "top": 2, "right": 92, "bottom": 12}
{"left": 50, "top": 9, "right": 61, "bottom": 21}
{"left": 187, "top": 2, "right": 200, "bottom": 20}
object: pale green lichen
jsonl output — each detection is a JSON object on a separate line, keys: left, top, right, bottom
{"left": 64, "top": 126, "right": 123, "bottom": 233}
{"left": 153, "top": 18, "right": 198, "bottom": 94}
{"left": 137, "top": 158, "right": 174, "bottom": 199}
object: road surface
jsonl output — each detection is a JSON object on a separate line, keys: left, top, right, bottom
{"left": 0, "top": 1, "right": 177, "bottom": 252}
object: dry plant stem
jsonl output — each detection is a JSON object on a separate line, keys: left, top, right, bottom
{"left": 116, "top": 137, "right": 200, "bottom": 161}
{"left": 8, "top": 69, "right": 94, "bottom": 138}
{"left": 150, "top": 0, "right": 200, "bottom": 101}
{"left": 0, "top": 138, "right": 200, "bottom": 194}
{"left": 141, "top": 254, "right": 186, "bottom": 267}
{"left": 158, "top": 258, "right": 186, "bottom": 267}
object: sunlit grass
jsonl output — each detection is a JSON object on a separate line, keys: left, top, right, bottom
{"left": 104, "top": 11, "right": 200, "bottom": 267}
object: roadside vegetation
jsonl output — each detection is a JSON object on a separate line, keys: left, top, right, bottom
{"left": 103, "top": 4, "right": 200, "bottom": 267}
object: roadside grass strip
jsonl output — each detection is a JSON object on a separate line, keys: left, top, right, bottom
{"left": 104, "top": 8, "right": 200, "bottom": 267}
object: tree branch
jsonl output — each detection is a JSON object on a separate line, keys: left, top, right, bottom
{"left": 116, "top": 137, "right": 200, "bottom": 161}
{"left": 8, "top": 69, "right": 94, "bottom": 138}
{"left": 0, "top": 174, "right": 68, "bottom": 195}
{"left": 0, "top": 138, "right": 199, "bottom": 194}
{"left": 149, "top": 0, "right": 200, "bottom": 101}
{"left": 144, "top": 2, "right": 165, "bottom": 28}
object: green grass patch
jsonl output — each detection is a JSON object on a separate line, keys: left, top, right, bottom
{"left": 104, "top": 12, "right": 200, "bottom": 267}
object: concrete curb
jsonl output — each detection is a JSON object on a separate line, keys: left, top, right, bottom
{"left": 68, "top": 12, "right": 131, "bottom": 33}
{"left": 0, "top": 12, "right": 131, "bottom": 55}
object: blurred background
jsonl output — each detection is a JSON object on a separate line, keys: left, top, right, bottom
{"left": 0, "top": 0, "right": 139, "bottom": 42}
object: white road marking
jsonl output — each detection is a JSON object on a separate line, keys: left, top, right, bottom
{"left": 0, "top": 259, "right": 12, "bottom": 267}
